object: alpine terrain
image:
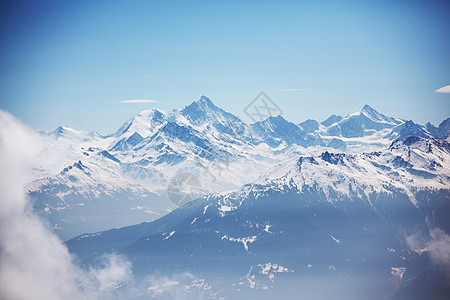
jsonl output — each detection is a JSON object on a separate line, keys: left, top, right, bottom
{"left": 44, "top": 96, "right": 449, "bottom": 299}
{"left": 29, "top": 96, "right": 449, "bottom": 241}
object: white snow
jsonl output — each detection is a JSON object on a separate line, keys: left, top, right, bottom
{"left": 264, "top": 224, "right": 272, "bottom": 233}
{"left": 79, "top": 232, "right": 102, "bottom": 239}
{"left": 258, "top": 263, "right": 294, "bottom": 282}
{"left": 203, "top": 204, "right": 211, "bottom": 214}
{"left": 391, "top": 267, "right": 406, "bottom": 280}
{"left": 330, "top": 235, "right": 341, "bottom": 244}
{"left": 221, "top": 235, "right": 257, "bottom": 252}
{"left": 240, "top": 263, "right": 294, "bottom": 289}
{"left": 163, "top": 231, "right": 175, "bottom": 240}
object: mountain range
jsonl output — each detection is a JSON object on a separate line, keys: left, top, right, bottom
{"left": 23, "top": 96, "right": 449, "bottom": 299}
{"left": 28, "top": 96, "right": 449, "bottom": 242}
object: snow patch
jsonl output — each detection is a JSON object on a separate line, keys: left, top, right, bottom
{"left": 221, "top": 235, "right": 257, "bottom": 252}
{"left": 330, "top": 235, "right": 341, "bottom": 244}
{"left": 163, "top": 231, "right": 175, "bottom": 240}
{"left": 264, "top": 224, "right": 272, "bottom": 233}
{"left": 79, "top": 232, "right": 102, "bottom": 239}
{"left": 258, "top": 263, "right": 294, "bottom": 282}
{"left": 391, "top": 267, "right": 406, "bottom": 280}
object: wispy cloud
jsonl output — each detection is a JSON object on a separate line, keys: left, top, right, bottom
{"left": 406, "top": 228, "right": 450, "bottom": 266}
{"left": 281, "top": 88, "right": 306, "bottom": 92}
{"left": 435, "top": 85, "right": 450, "bottom": 93}
{"left": 119, "top": 99, "right": 160, "bottom": 103}
{"left": 144, "top": 75, "right": 157, "bottom": 79}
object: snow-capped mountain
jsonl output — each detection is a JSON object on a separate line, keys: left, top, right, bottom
{"left": 321, "top": 114, "right": 343, "bottom": 127}
{"left": 327, "top": 104, "right": 402, "bottom": 138}
{"left": 426, "top": 118, "right": 450, "bottom": 140}
{"left": 251, "top": 116, "right": 321, "bottom": 148}
{"left": 387, "top": 120, "right": 433, "bottom": 141}
{"left": 28, "top": 96, "right": 449, "bottom": 240}
{"left": 253, "top": 136, "right": 449, "bottom": 199}
{"left": 66, "top": 136, "right": 450, "bottom": 299}
{"left": 29, "top": 97, "right": 273, "bottom": 239}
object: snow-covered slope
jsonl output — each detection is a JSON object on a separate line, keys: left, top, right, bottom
{"left": 426, "top": 117, "right": 450, "bottom": 140}
{"left": 328, "top": 104, "right": 402, "bottom": 138}
{"left": 251, "top": 116, "right": 321, "bottom": 148}
{"left": 252, "top": 136, "right": 449, "bottom": 201}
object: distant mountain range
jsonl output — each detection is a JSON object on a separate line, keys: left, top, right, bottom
{"left": 67, "top": 136, "right": 450, "bottom": 299}
{"left": 28, "top": 96, "right": 449, "bottom": 240}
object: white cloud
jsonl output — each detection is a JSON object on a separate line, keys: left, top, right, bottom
{"left": 119, "top": 99, "right": 160, "bottom": 103}
{"left": 86, "top": 254, "right": 133, "bottom": 295}
{"left": 406, "top": 228, "right": 450, "bottom": 266}
{"left": 435, "top": 85, "right": 450, "bottom": 93}
{"left": 281, "top": 88, "right": 306, "bottom": 92}
{"left": 0, "top": 110, "right": 132, "bottom": 300}
{"left": 428, "top": 228, "right": 450, "bottom": 266}
{"left": 0, "top": 110, "right": 81, "bottom": 299}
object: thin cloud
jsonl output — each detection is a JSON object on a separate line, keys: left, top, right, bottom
{"left": 144, "top": 75, "right": 157, "bottom": 79}
{"left": 281, "top": 88, "right": 306, "bottom": 92}
{"left": 119, "top": 99, "right": 160, "bottom": 103}
{"left": 435, "top": 85, "right": 450, "bottom": 93}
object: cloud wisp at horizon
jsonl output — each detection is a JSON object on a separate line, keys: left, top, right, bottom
{"left": 435, "top": 85, "right": 450, "bottom": 94}
{"left": 119, "top": 99, "right": 160, "bottom": 103}
{"left": 281, "top": 89, "right": 306, "bottom": 92}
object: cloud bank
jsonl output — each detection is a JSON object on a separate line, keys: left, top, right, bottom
{"left": 0, "top": 110, "right": 132, "bottom": 300}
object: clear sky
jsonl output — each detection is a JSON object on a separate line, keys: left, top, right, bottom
{"left": 0, "top": 0, "right": 449, "bottom": 134}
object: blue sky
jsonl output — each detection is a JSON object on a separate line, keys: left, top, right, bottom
{"left": 0, "top": 0, "right": 449, "bottom": 134}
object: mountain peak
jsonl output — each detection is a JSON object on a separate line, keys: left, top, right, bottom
{"left": 181, "top": 96, "right": 241, "bottom": 127}
{"left": 137, "top": 107, "right": 166, "bottom": 117}
{"left": 54, "top": 125, "right": 66, "bottom": 134}
{"left": 265, "top": 115, "right": 286, "bottom": 122}
{"left": 321, "top": 114, "right": 343, "bottom": 127}
{"left": 299, "top": 119, "right": 319, "bottom": 133}
{"left": 182, "top": 96, "right": 218, "bottom": 113}
{"left": 52, "top": 125, "right": 82, "bottom": 136}
{"left": 253, "top": 115, "right": 290, "bottom": 127}
{"left": 360, "top": 104, "right": 398, "bottom": 124}
{"left": 113, "top": 108, "right": 167, "bottom": 138}
{"left": 198, "top": 95, "right": 213, "bottom": 104}
{"left": 361, "top": 104, "right": 378, "bottom": 115}
{"left": 189, "top": 95, "right": 215, "bottom": 109}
